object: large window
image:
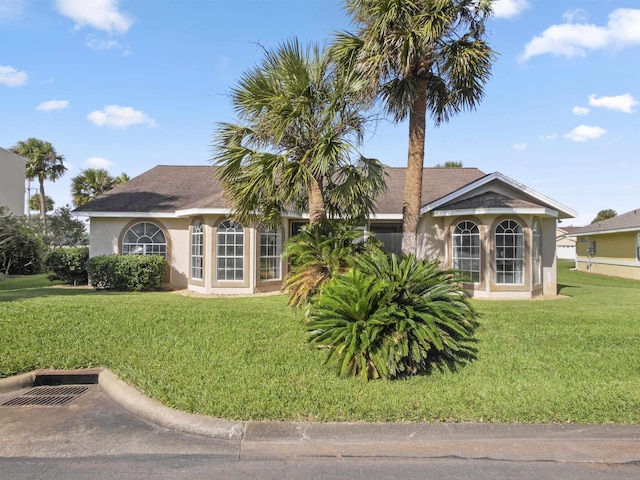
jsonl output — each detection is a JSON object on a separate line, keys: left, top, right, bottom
{"left": 452, "top": 221, "right": 481, "bottom": 283}
{"left": 259, "top": 227, "right": 282, "bottom": 281}
{"left": 191, "top": 220, "right": 204, "bottom": 280}
{"left": 216, "top": 220, "right": 243, "bottom": 281}
{"left": 495, "top": 220, "right": 524, "bottom": 284}
{"left": 532, "top": 220, "right": 541, "bottom": 285}
{"left": 122, "top": 222, "right": 167, "bottom": 257}
{"left": 369, "top": 222, "right": 403, "bottom": 257}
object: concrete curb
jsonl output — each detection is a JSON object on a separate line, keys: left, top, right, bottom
{"left": 0, "top": 371, "right": 35, "bottom": 394}
{"left": 98, "top": 369, "right": 244, "bottom": 440}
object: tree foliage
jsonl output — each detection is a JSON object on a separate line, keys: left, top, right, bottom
{"left": 71, "top": 168, "right": 129, "bottom": 207}
{"left": 11, "top": 137, "right": 66, "bottom": 220}
{"left": 213, "top": 38, "right": 386, "bottom": 228}
{"left": 332, "top": 0, "right": 496, "bottom": 254}
{"left": 0, "top": 207, "right": 43, "bottom": 275}
{"left": 434, "top": 161, "right": 463, "bottom": 168}
{"left": 28, "top": 194, "right": 54, "bottom": 213}
{"left": 45, "top": 247, "right": 89, "bottom": 285}
{"left": 307, "top": 250, "right": 478, "bottom": 380}
{"left": 591, "top": 209, "right": 617, "bottom": 224}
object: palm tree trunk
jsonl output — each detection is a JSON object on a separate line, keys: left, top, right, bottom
{"left": 38, "top": 176, "right": 46, "bottom": 221}
{"left": 402, "top": 76, "right": 428, "bottom": 256}
{"left": 308, "top": 177, "right": 327, "bottom": 226}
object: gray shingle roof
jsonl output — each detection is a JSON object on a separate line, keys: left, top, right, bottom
{"left": 571, "top": 209, "right": 640, "bottom": 235}
{"left": 74, "top": 165, "right": 488, "bottom": 215}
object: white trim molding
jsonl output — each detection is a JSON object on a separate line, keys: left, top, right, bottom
{"left": 71, "top": 211, "right": 179, "bottom": 219}
{"left": 576, "top": 256, "right": 640, "bottom": 267}
{"left": 432, "top": 207, "right": 558, "bottom": 218}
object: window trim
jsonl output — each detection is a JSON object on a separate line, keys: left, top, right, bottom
{"left": 532, "top": 219, "right": 542, "bottom": 286}
{"left": 216, "top": 219, "right": 244, "bottom": 282}
{"left": 452, "top": 220, "right": 481, "bottom": 284}
{"left": 190, "top": 219, "right": 204, "bottom": 281}
{"left": 258, "top": 226, "right": 282, "bottom": 282}
{"left": 120, "top": 221, "right": 168, "bottom": 258}
{"left": 495, "top": 219, "right": 525, "bottom": 285}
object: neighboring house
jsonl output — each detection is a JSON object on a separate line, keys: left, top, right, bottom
{"left": 73, "top": 165, "right": 576, "bottom": 299}
{"left": 571, "top": 209, "right": 640, "bottom": 280}
{"left": 0, "top": 147, "right": 26, "bottom": 216}
{"left": 556, "top": 226, "right": 579, "bottom": 260}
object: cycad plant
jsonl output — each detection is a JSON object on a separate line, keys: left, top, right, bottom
{"left": 282, "top": 222, "right": 378, "bottom": 309}
{"left": 307, "top": 250, "right": 478, "bottom": 380}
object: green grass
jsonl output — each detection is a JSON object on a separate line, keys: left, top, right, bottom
{"left": 1, "top": 264, "right": 639, "bottom": 424}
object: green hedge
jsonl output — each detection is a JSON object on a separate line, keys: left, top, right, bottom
{"left": 86, "top": 254, "right": 167, "bottom": 291}
{"left": 45, "top": 247, "right": 89, "bottom": 285}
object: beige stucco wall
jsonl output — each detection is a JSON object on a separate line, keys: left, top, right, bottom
{"left": 419, "top": 213, "right": 558, "bottom": 299}
{"left": 0, "top": 148, "right": 26, "bottom": 216}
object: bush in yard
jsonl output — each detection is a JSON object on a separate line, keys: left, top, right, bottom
{"left": 307, "top": 251, "right": 478, "bottom": 380}
{"left": 0, "top": 209, "right": 44, "bottom": 275}
{"left": 45, "top": 247, "right": 89, "bottom": 285}
{"left": 86, "top": 254, "right": 167, "bottom": 291}
{"left": 283, "top": 221, "right": 380, "bottom": 309}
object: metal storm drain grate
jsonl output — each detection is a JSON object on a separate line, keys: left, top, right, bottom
{"left": 1, "top": 385, "right": 92, "bottom": 407}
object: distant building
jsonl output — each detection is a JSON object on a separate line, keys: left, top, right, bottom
{"left": 0, "top": 147, "right": 26, "bottom": 216}
{"left": 571, "top": 209, "right": 640, "bottom": 280}
{"left": 556, "top": 226, "right": 579, "bottom": 260}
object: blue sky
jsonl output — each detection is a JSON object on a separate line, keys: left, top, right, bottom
{"left": 1, "top": 0, "right": 638, "bottom": 226}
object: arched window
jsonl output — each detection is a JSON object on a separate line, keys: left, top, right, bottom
{"left": 259, "top": 227, "right": 282, "bottom": 281}
{"left": 532, "top": 220, "right": 541, "bottom": 285}
{"left": 495, "top": 220, "right": 524, "bottom": 284}
{"left": 122, "top": 222, "right": 167, "bottom": 257}
{"left": 191, "top": 220, "right": 204, "bottom": 280}
{"left": 216, "top": 220, "right": 243, "bottom": 281}
{"left": 452, "top": 221, "right": 481, "bottom": 283}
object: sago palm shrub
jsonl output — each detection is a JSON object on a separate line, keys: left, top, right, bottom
{"left": 307, "top": 250, "right": 478, "bottom": 380}
{"left": 282, "top": 222, "right": 379, "bottom": 309}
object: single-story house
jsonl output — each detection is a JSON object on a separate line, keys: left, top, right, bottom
{"left": 556, "top": 226, "right": 579, "bottom": 260}
{"left": 0, "top": 147, "right": 26, "bottom": 216}
{"left": 73, "top": 165, "right": 576, "bottom": 299}
{"left": 571, "top": 209, "right": 640, "bottom": 280}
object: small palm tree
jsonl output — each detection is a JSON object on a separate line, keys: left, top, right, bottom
{"left": 11, "top": 137, "right": 66, "bottom": 220}
{"left": 332, "top": 0, "right": 496, "bottom": 254}
{"left": 70, "top": 168, "right": 129, "bottom": 207}
{"left": 28, "top": 194, "right": 54, "bottom": 213}
{"left": 213, "top": 38, "right": 386, "bottom": 228}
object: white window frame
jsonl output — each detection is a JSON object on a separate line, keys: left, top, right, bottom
{"left": 216, "top": 220, "right": 244, "bottom": 282}
{"left": 191, "top": 220, "right": 204, "bottom": 280}
{"left": 259, "top": 227, "right": 282, "bottom": 281}
{"left": 122, "top": 222, "right": 167, "bottom": 258}
{"left": 495, "top": 220, "right": 524, "bottom": 285}
{"left": 452, "top": 221, "right": 481, "bottom": 283}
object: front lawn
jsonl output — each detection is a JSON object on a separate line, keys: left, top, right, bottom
{"left": 1, "top": 265, "right": 638, "bottom": 423}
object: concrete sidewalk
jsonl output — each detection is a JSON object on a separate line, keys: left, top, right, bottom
{"left": 1, "top": 369, "right": 639, "bottom": 463}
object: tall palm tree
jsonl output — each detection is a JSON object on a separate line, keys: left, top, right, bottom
{"left": 70, "top": 168, "right": 129, "bottom": 207}
{"left": 332, "top": 0, "right": 496, "bottom": 254}
{"left": 213, "top": 38, "right": 386, "bottom": 228}
{"left": 11, "top": 137, "right": 66, "bottom": 220}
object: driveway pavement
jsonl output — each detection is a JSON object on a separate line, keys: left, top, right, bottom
{"left": 1, "top": 369, "right": 639, "bottom": 464}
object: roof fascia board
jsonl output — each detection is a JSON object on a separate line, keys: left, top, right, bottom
{"left": 422, "top": 172, "right": 578, "bottom": 218}
{"left": 432, "top": 207, "right": 558, "bottom": 218}
{"left": 71, "top": 211, "right": 179, "bottom": 219}
{"left": 571, "top": 226, "right": 640, "bottom": 237}
{"left": 174, "top": 208, "right": 232, "bottom": 217}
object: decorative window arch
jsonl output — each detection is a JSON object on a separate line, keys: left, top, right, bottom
{"left": 495, "top": 220, "right": 524, "bottom": 284}
{"left": 122, "top": 222, "right": 167, "bottom": 257}
{"left": 191, "top": 220, "right": 204, "bottom": 280}
{"left": 452, "top": 221, "right": 481, "bottom": 283}
{"left": 532, "top": 219, "right": 542, "bottom": 285}
{"left": 216, "top": 220, "right": 244, "bottom": 281}
{"left": 259, "top": 226, "right": 282, "bottom": 281}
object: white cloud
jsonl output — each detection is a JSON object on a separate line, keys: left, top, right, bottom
{"left": 87, "top": 37, "right": 121, "bottom": 50}
{"left": 572, "top": 106, "right": 590, "bottom": 116}
{"left": 564, "top": 125, "right": 606, "bottom": 142}
{"left": 0, "top": 65, "right": 28, "bottom": 86}
{"left": 83, "top": 156, "right": 113, "bottom": 168}
{"left": 55, "top": 0, "right": 133, "bottom": 34}
{"left": 492, "top": 0, "right": 530, "bottom": 19}
{"left": 588, "top": 94, "right": 638, "bottom": 113}
{"left": 521, "top": 8, "right": 640, "bottom": 61}
{"left": 0, "top": 0, "right": 28, "bottom": 18}
{"left": 539, "top": 133, "right": 557, "bottom": 141}
{"left": 36, "top": 99, "right": 69, "bottom": 112}
{"left": 562, "top": 9, "right": 589, "bottom": 23}
{"left": 512, "top": 143, "right": 527, "bottom": 151}
{"left": 87, "top": 104, "right": 157, "bottom": 129}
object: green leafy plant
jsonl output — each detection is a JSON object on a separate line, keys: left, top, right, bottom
{"left": 45, "top": 247, "right": 89, "bottom": 285}
{"left": 307, "top": 251, "right": 478, "bottom": 380}
{"left": 0, "top": 208, "right": 44, "bottom": 275}
{"left": 282, "top": 222, "right": 379, "bottom": 309}
{"left": 86, "top": 254, "right": 167, "bottom": 291}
